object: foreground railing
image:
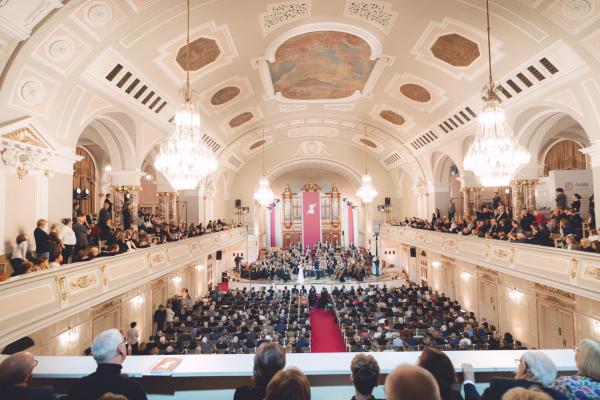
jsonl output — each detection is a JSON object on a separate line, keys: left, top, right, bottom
{"left": 381, "top": 225, "right": 600, "bottom": 301}
{"left": 0, "top": 228, "right": 247, "bottom": 348}
{"left": 20, "top": 350, "right": 576, "bottom": 398}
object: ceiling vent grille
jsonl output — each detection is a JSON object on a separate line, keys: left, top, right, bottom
{"left": 411, "top": 130, "right": 439, "bottom": 150}
{"left": 494, "top": 56, "right": 559, "bottom": 102}
{"left": 382, "top": 151, "right": 402, "bottom": 169}
{"left": 105, "top": 63, "right": 168, "bottom": 115}
{"left": 438, "top": 106, "right": 477, "bottom": 134}
{"left": 202, "top": 134, "right": 222, "bottom": 153}
{"left": 226, "top": 153, "right": 244, "bottom": 170}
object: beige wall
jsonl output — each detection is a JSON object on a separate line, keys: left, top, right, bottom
{"left": 2, "top": 173, "right": 37, "bottom": 255}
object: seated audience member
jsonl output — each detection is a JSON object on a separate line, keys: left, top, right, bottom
{"left": 264, "top": 368, "right": 311, "bottom": 400}
{"left": 418, "top": 347, "right": 463, "bottom": 400}
{"left": 234, "top": 342, "right": 286, "bottom": 400}
{"left": 68, "top": 329, "right": 147, "bottom": 400}
{"left": 33, "top": 256, "right": 49, "bottom": 271}
{"left": 10, "top": 233, "right": 30, "bottom": 268}
{"left": 350, "top": 354, "right": 381, "bottom": 400}
{"left": 49, "top": 254, "right": 63, "bottom": 268}
{"left": 501, "top": 387, "right": 553, "bottom": 400}
{"left": 549, "top": 338, "right": 600, "bottom": 399}
{"left": 462, "top": 351, "right": 567, "bottom": 400}
{"left": 0, "top": 351, "right": 57, "bottom": 400}
{"left": 11, "top": 260, "right": 33, "bottom": 277}
{"left": 385, "top": 364, "right": 441, "bottom": 400}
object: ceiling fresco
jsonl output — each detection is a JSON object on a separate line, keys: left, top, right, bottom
{"left": 268, "top": 31, "right": 375, "bottom": 100}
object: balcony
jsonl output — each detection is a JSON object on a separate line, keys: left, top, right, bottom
{"left": 0, "top": 228, "right": 247, "bottom": 348}
{"left": 380, "top": 225, "right": 600, "bottom": 301}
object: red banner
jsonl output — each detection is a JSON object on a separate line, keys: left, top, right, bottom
{"left": 302, "top": 191, "right": 321, "bottom": 248}
{"left": 348, "top": 203, "right": 354, "bottom": 246}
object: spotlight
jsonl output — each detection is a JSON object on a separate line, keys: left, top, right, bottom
{"left": 104, "top": 165, "right": 112, "bottom": 172}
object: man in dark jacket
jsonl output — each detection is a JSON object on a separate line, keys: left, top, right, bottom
{"left": 555, "top": 188, "right": 567, "bottom": 209}
{"left": 0, "top": 351, "right": 56, "bottom": 400}
{"left": 68, "top": 329, "right": 147, "bottom": 400}
{"left": 34, "top": 219, "right": 51, "bottom": 259}
{"left": 154, "top": 305, "right": 167, "bottom": 333}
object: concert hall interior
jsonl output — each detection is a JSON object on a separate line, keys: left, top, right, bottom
{"left": 0, "top": 0, "right": 600, "bottom": 399}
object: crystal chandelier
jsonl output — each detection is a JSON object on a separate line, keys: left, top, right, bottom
{"left": 463, "top": 0, "right": 530, "bottom": 187}
{"left": 154, "top": 0, "right": 217, "bottom": 191}
{"left": 356, "top": 126, "right": 378, "bottom": 203}
{"left": 253, "top": 130, "right": 275, "bottom": 206}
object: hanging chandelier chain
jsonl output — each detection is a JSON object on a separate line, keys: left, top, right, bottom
{"left": 185, "top": 0, "right": 191, "bottom": 101}
{"left": 262, "top": 129, "right": 266, "bottom": 174}
{"left": 364, "top": 126, "right": 368, "bottom": 174}
{"left": 486, "top": 0, "right": 493, "bottom": 88}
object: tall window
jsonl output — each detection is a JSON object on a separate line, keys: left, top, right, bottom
{"left": 73, "top": 147, "right": 96, "bottom": 215}
{"left": 543, "top": 140, "right": 588, "bottom": 176}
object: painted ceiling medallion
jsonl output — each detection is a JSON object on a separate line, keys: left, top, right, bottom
{"left": 268, "top": 31, "right": 375, "bottom": 100}
{"left": 379, "top": 110, "right": 405, "bottom": 125}
{"left": 210, "top": 86, "right": 240, "bottom": 105}
{"left": 86, "top": 3, "right": 113, "bottom": 27}
{"left": 360, "top": 138, "right": 377, "bottom": 148}
{"left": 20, "top": 80, "right": 45, "bottom": 106}
{"left": 400, "top": 83, "right": 431, "bottom": 102}
{"left": 176, "top": 37, "right": 221, "bottom": 71}
{"left": 229, "top": 112, "right": 253, "bottom": 128}
{"left": 430, "top": 33, "right": 480, "bottom": 67}
{"left": 562, "top": 0, "right": 593, "bottom": 18}
{"left": 249, "top": 139, "right": 266, "bottom": 150}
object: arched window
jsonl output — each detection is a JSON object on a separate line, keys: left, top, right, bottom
{"left": 73, "top": 147, "right": 96, "bottom": 215}
{"left": 543, "top": 140, "right": 588, "bottom": 176}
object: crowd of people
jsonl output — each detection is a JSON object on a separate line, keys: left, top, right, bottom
{"left": 399, "top": 189, "right": 600, "bottom": 253}
{"left": 240, "top": 242, "right": 379, "bottom": 283}
{"left": 333, "top": 283, "right": 524, "bottom": 353}
{"left": 1, "top": 328, "right": 599, "bottom": 400}
{"left": 5, "top": 194, "right": 237, "bottom": 280}
{"left": 137, "top": 287, "right": 312, "bottom": 356}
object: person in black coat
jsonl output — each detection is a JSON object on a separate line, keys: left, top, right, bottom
{"left": 234, "top": 342, "right": 286, "bottom": 400}
{"left": 462, "top": 351, "right": 568, "bottom": 400}
{"left": 123, "top": 203, "right": 132, "bottom": 230}
{"left": 68, "top": 329, "right": 147, "bottom": 400}
{"left": 570, "top": 194, "right": 581, "bottom": 214}
{"left": 34, "top": 219, "right": 51, "bottom": 259}
{"left": 0, "top": 351, "right": 57, "bottom": 400}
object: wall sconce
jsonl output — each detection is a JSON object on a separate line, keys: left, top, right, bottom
{"left": 508, "top": 289, "right": 523, "bottom": 302}
{"left": 460, "top": 271, "right": 471, "bottom": 281}
{"left": 104, "top": 165, "right": 112, "bottom": 172}
{"left": 431, "top": 261, "right": 441, "bottom": 269}
{"left": 593, "top": 321, "right": 600, "bottom": 335}
{"left": 132, "top": 295, "right": 144, "bottom": 305}
{"left": 59, "top": 326, "right": 78, "bottom": 345}
{"left": 195, "top": 264, "right": 205, "bottom": 271}
{"left": 172, "top": 276, "right": 182, "bottom": 284}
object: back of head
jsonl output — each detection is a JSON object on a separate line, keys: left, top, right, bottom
{"left": 351, "top": 354, "right": 380, "bottom": 396}
{"left": 91, "top": 329, "right": 124, "bottom": 365}
{"left": 0, "top": 351, "right": 35, "bottom": 387}
{"left": 385, "top": 364, "right": 441, "bottom": 400}
{"left": 265, "top": 368, "right": 310, "bottom": 400}
{"left": 521, "top": 351, "right": 558, "bottom": 386}
{"left": 418, "top": 347, "right": 457, "bottom": 393}
{"left": 501, "top": 387, "right": 553, "bottom": 400}
{"left": 577, "top": 338, "right": 600, "bottom": 381}
{"left": 253, "top": 342, "right": 286, "bottom": 386}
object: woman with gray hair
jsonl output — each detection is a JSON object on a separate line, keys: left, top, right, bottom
{"left": 462, "top": 351, "right": 567, "bottom": 400}
{"left": 549, "top": 338, "right": 600, "bottom": 399}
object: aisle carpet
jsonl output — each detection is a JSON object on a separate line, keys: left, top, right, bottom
{"left": 309, "top": 308, "right": 346, "bottom": 353}
{"left": 218, "top": 282, "right": 228, "bottom": 292}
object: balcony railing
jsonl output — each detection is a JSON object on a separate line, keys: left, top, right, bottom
{"left": 0, "top": 227, "right": 247, "bottom": 348}
{"left": 380, "top": 225, "right": 600, "bottom": 301}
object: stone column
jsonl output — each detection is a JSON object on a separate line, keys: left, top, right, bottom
{"left": 168, "top": 192, "right": 178, "bottom": 225}
{"left": 111, "top": 185, "right": 125, "bottom": 228}
{"left": 157, "top": 192, "right": 178, "bottom": 224}
{"left": 473, "top": 188, "right": 483, "bottom": 211}
{"left": 109, "top": 170, "right": 144, "bottom": 229}
{"left": 461, "top": 188, "right": 473, "bottom": 216}
{"left": 523, "top": 179, "right": 538, "bottom": 211}
{"left": 510, "top": 180, "right": 526, "bottom": 214}
{"left": 126, "top": 185, "right": 141, "bottom": 230}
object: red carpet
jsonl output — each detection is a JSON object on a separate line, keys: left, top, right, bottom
{"left": 309, "top": 309, "right": 346, "bottom": 353}
{"left": 218, "top": 282, "right": 228, "bottom": 291}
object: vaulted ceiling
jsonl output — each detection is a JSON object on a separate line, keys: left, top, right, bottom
{"left": 0, "top": 0, "right": 599, "bottom": 181}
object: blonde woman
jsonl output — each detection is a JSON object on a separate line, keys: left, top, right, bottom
{"left": 550, "top": 339, "right": 600, "bottom": 399}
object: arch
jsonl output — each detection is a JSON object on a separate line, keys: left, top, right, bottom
{"left": 73, "top": 147, "right": 97, "bottom": 215}
{"left": 542, "top": 139, "right": 589, "bottom": 176}
{"left": 267, "top": 158, "right": 363, "bottom": 190}
{"left": 431, "top": 151, "right": 461, "bottom": 184}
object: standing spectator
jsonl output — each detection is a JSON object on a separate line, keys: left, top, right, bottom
{"left": 234, "top": 342, "right": 286, "bottom": 400}
{"left": 264, "top": 368, "right": 310, "bottom": 400}
{"left": 589, "top": 194, "right": 595, "bottom": 228}
{"left": 72, "top": 213, "right": 90, "bottom": 258}
{"left": 550, "top": 338, "right": 600, "bottom": 399}
{"left": 555, "top": 188, "right": 567, "bottom": 210}
{"left": 127, "top": 322, "right": 140, "bottom": 355}
{"left": 493, "top": 192, "right": 501, "bottom": 211}
{"left": 104, "top": 193, "right": 113, "bottom": 215}
{"left": 48, "top": 224, "right": 62, "bottom": 261}
{"left": 10, "top": 233, "right": 29, "bottom": 269}
{"left": 123, "top": 203, "right": 132, "bottom": 230}
{"left": 350, "top": 354, "right": 381, "bottom": 400}
{"left": 59, "top": 218, "right": 76, "bottom": 264}
{"left": 34, "top": 219, "right": 51, "bottom": 259}
{"left": 418, "top": 347, "right": 463, "bottom": 400}
{"left": 98, "top": 202, "right": 111, "bottom": 228}
{"left": 0, "top": 351, "right": 57, "bottom": 400}
{"left": 153, "top": 305, "right": 166, "bottom": 333}
{"left": 570, "top": 194, "right": 581, "bottom": 214}
{"left": 385, "top": 364, "right": 441, "bottom": 400}
{"left": 448, "top": 200, "right": 456, "bottom": 221}
{"left": 67, "top": 329, "right": 147, "bottom": 400}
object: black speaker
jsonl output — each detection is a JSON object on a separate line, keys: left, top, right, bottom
{"left": 409, "top": 247, "right": 417, "bottom": 257}
{"left": 385, "top": 197, "right": 391, "bottom": 206}
{"left": 216, "top": 250, "right": 222, "bottom": 260}
{"left": 235, "top": 199, "right": 241, "bottom": 208}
